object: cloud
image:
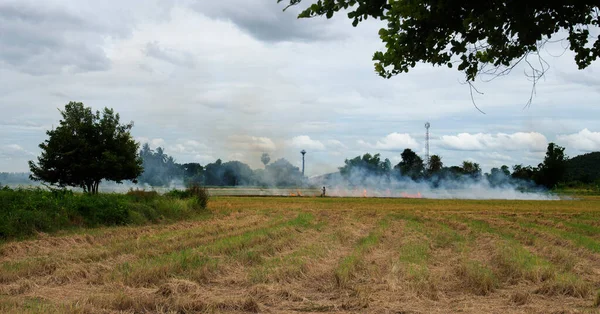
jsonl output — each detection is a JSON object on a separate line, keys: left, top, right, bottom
{"left": 228, "top": 152, "right": 244, "bottom": 161}
{"left": 0, "top": 144, "right": 35, "bottom": 158}
{"left": 359, "top": 133, "right": 419, "bottom": 151}
{"left": 556, "top": 129, "right": 600, "bottom": 152}
{"left": 136, "top": 137, "right": 166, "bottom": 149}
{"left": 144, "top": 41, "right": 196, "bottom": 68}
{"left": 188, "top": 1, "right": 336, "bottom": 42}
{"left": 228, "top": 135, "right": 276, "bottom": 152}
{"left": 439, "top": 132, "right": 547, "bottom": 152}
{"left": 193, "top": 154, "right": 216, "bottom": 164}
{"left": 477, "top": 152, "right": 513, "bottom": 162}
{"left": 166, "top": 139, "right": 208, "bottom": 155}
{"left": 0, "top": 1, "right": 123, "bottom": 75}
{"left": 287, "top": 135, "right": 326, "bottom": 151}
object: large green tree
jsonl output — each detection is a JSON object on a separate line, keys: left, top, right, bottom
{"left": 395, "top": 148, "right": 424, "bottom": 180}
{"left": 536, "top": 142, "right": 568, "bottom": 188}
{"left": 29, "top": 102, "right": 143, "bottom": 194}
{"left": 427, "top": 154, "right": 443, "bottom": 175}
{"left": 278, "top": 1, "right": 599, "bottom": 81}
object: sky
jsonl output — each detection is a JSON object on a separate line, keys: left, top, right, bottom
{"left": 1, "top": 0, "right": 599, "bottom": 176}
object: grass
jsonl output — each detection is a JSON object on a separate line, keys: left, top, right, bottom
{"left": 0, "top": 186, "right": 209, "bottom": 239}
{"left": 456, "top": 260, "right": 499, "bottom": 295}
{"left": 334, "top": 219, "right": 389, "bottom": 287}
{"left": 1, "top": 196, "right": 600, "bottom": 313}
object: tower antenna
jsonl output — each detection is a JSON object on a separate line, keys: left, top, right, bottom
{"left": 425, "top": 122, "right": 430, "bottom": 167}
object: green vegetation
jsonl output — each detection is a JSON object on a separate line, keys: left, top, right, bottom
{"left": 278, "top": 1, "right": 599, "bottom": 82}
{"left": 0, "top": 186, "right": 209, "bottom": 239}
{"left": 28, "top": 102, "right": 142, "bottom": 194}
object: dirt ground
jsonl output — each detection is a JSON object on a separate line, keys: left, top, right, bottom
{"left": 1, "top": 196, "right": 600, "bottom": 313}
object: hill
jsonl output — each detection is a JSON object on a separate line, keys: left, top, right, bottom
{"left": 566, "top": 152, "right": 600, "bottom": 183}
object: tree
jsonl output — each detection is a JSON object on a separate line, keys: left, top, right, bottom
{"left": 536, "top": 142, "right": 568, "bottom": 188}
{"left": 338, "top": 153, "right": 391, "bottom": 185}
{"left": 138, "top": 145, "right": 182, "bottom": 186}
{"left": 29, "top": 102, "right": 142, "bottom": 194}
{"left": 264, "top": 158, "right": 304, "bottom": 187}
{"left": 180, "top": 163, "right": 204, "bottom": 186}
{"left": 427, "top": 154, "right": 443, "bottom": 175}
{"left": 278, "top": 1, "right": 599, "bottom": 82}
{"left": 395, "top": 149, "right": 424, "bottom": 180}
{"left": 461, "top": 161, "right": 482, "bottom": 179}
{"left": 511, "top": 164, "right": 538, "bottom": 181}
{"left": 261, "top": 153, "right": 271, "bottom": 167}
{"left": 487, "top": 165, "right": 511, "bottom": 186}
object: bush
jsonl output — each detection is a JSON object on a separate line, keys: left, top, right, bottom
{"left": 165, "top": 185, "right": 209, "bottom": 210}
{"left": 126, "top": 189, "right": 159, "bottom": 202}
{"left": 0, "top": 187, "right": 210, "bottom": 240}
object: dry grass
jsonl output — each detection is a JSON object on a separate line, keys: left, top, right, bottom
{"left": 1, "top": 196, "right": 600, "bottom": 313}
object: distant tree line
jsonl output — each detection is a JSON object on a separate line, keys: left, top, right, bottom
{"left": 20, "top": 102, "right": 597, "bottom": 193}
{"left": 136, "top": 149, "right": 304, "bottom": 187}
{"left": 336, "top": 143, "right": 577, "bottom": 189}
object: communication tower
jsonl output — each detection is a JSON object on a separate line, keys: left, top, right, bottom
{"left": 425, "top": 122, "right": 430, "bottom": 166}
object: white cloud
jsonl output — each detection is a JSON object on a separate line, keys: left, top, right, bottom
{"left": 325, "top": 139, "right": 347, "bottom": 150}
{"left": 439, "top": 132, "right": 547, "bottom": 152}
{"left": 359, "top": 133, "right": 419, "bottom": 151}
{"left": 478, "top": 152, "right": 513, "bottom": 162}
{"left": 136, "top": 137, "right": 166, "bottom": 149}
{"left": 193, "top": 154, "right": 215, "bottom": 164}
{"left": 228, "top": 152, "right": 244, "bottom": 160}
{"left": 556, "top": 129, "right": 600, "bottom": 152}
{"left": 167, "top": 139, "right": 208, "bottom": 155}
{"left": 287, "top": 135, "right": 326, "bottom": 151}
{"left": 0, "top": 144, "right": 35, "bottom": 158}
{"left": 228, "top": 135, "right": 276, "bottom": 152}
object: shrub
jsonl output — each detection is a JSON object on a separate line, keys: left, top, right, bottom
{"left": 165, "top": 185, "right": 209, "bottom": 210}
{"left": 0, "top": 186, "right": 210, "bottom": 239}
{"left": 126, "top": 189, "right": 159, "bottom": 202}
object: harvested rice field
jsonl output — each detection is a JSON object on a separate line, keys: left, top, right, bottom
{"left": 1, "top": 196, "right": 600, "bottom": 313}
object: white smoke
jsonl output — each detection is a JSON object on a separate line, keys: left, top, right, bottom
{"left": 311, "top": 168, "right": 559, "bottom": 200}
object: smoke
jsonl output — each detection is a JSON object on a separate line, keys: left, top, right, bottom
{"left": 311, "top": 167, "right": 559, "bottom": 200}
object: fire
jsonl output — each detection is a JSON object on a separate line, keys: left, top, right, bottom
{"left": 401, "top": 192, "right": 423, "bottom": 199}
{"left": 363, "top": 189, "right": 367, "bottom": 197}
{"left": 289, "top": 190, "right": 303, "bottom": 197}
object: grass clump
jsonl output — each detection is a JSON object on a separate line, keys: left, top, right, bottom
{"left": 0, "top": 186, "right": 210, "bottom": 239}
{"left": 456, "top": 260, "right": 499, "bottom": 295}
{"left": 534, "top": 273, "right": 592, "bottom": 298}
{"left": 493, "top": 241, "right": 554, "bottom": 283}
{"left": 165, "top": 185, "right": 209, "bottom": 209}
{"left": 335, "top": 220, "right": 389, "bottom": 287}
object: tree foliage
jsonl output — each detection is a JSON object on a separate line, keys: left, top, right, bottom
{"left": 261, "top": 153, "right": 271, "bottom": 167}
{"left": 565, "top": 152, "right": 600, "bottom": 183}
{"left": 427, "top": 154, "right": 443, "bottom": 175}
{"left": 138, "top": 144, "right": 183, "bottom": 187}
{"left": 536, "top": 142, "right": 568, "bottom": 188}
{"left": 29, "top": 102, "right": 142, "bottom": 194}
{"left": 395, "top": 148, "right": 424, "bottom": 180}
{"left": 339, "top": 153, "right": 392, "bottom": 184}
{"left": 278, "top": 0, "right": 600, "bottom": 81}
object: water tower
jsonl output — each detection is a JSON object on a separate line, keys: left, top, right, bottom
{"left": 301, "top": 150, "right": 306, "bottom": 176}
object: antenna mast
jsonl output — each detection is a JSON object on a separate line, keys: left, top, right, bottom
{"left": 425, "top": 122, "right": 430, "bottom": 167}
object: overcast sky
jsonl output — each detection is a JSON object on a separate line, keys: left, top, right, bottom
{"left": 1, "top": 0, "right": 599, "bottom": 176}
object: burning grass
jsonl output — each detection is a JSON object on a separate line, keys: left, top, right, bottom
{"left": 1, "top": 196, "right": 600, "bottom": 313}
